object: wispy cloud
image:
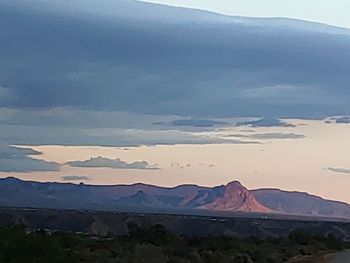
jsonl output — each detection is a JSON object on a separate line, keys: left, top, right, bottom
{"left": 327, "top": 116, "right": 350, "bottom": 124}
{"left": 155, "top": 118, "right": 229, "bottom": 128}
{"left": 62, "top": 175, "right": 90, "bottom": 181}
{"left": 66, "top": 157, "right": 159, "bottom": 170}
{"left": 198, "top": 163, "right": 216, "bottom": 168}
{"left": 0, "top": 144, "right": 60, "bottom": 173}
{"left": 240, "top": 85, "right": 303, "bottom": 99}
{"left": 226, "top": 132, "right": 305, "bottom": 140}
{"left": 170, "top": 162, "right": 192, "bottom": 169}
{"left": 327, "top": 167, "right": 350, "bottom": 174}
{"left": 236, "top": 118, "right": 295, "bottom": 127}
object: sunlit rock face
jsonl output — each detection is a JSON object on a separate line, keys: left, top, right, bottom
{"left": 199, "top": 181, "right": 271, "bottom": 212}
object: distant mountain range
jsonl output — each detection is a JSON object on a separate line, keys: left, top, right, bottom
{"left": 1, "top": 177, "right": 350, "bottom": 219}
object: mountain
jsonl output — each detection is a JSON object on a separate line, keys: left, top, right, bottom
{"left": 252, "top": 189, "right": 350, "bottom": 219}
{"left": 1, "top": 177, "right": 350, "bottom": 219}
{"left": 114, "top": 190, "right": 183, "bottom": 208}
{"left": 115, "top": 190, "right": 159, "bottom": 207}
{"left": 200, "top": 182, "right": 271, "bottom": 212}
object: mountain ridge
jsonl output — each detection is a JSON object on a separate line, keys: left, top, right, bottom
{"left": 1, "top": 177, "right": 350, "bottom": 219}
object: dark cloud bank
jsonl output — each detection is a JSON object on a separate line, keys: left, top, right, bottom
{"left": 1, "top": 0, "right": 350, "bottom": 119}
{"left": 0, "top": 0, "right": 349, "bottom": 149}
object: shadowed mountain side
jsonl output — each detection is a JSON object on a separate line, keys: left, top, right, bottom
{"left": 113, "top": 190, "right": 183, "bottom": 208}
{"left": 252, "top": 189, "right": 350, "bottom": 219}
{"left": 1, "top": 177, "right": 350, "bottom": 219}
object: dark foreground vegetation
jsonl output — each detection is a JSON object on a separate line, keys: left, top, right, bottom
{"left": 0, "top": 224, "right": 349, "bottom": 263}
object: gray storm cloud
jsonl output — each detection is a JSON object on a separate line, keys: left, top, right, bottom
{"left": 0, "top": 0, "right": 350, "bottom": 147}
{"left": 0, "top": 0, "right": 350, "bottom": 118}
{"left": 0, "top": 144, "right": 61, "bottom": 172}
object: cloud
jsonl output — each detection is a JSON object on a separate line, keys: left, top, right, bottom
{"left": 226, "top": 132, "right": 305, "bottom": 140}
{"left": 240, "top": 85, "right": 303, "bottom": 100}
{"left": 0, "top": 0, "right": 350, "bottom": 119}
{"left": 335, "top": 116, "right": 350, "bottom": 124}
{"left": 0, "top": 144, "right": 60, "bottom": 172}
{"left": 325, "top": 116, "right": 350, "bottom": 124}
{"left": 327, "top": 167, "right": 350, "bottom": 174}
{"left": 236, "top": 118, "right": 295, "bottom": 127}
{"left": 0, "top": 145, "right": 42, "bottom": 158}
{"left": 0, "top": 108, "right": 261, "bottom": 147}
{"left": 0, "top": 112, "right": 258, "bottom": 147}
{"left": 62, "top": 175, "right": 90, "bottom": 181}
{"left": 0, "top": 86, "right": 11, "bottom": 97}
{"left": 0, "top": 0, "right": 349, "bottom": 151}
{"left": 0, "top": 86, "right": 15, "bottom": 105}
{"left": 238, "top": 85, "right": 332, "bottom": 107}
{"left": 0, "top": 107, "right": 178, "bottom": 129}
{"left": 66, "top": 157, "right": 159, "bottom": 170}
{"left": 155, "top": 118, "right": 229, "bottom": 128}
{"left": 198, "top": 163, "right": 216, "bottom": 168}
{"left": 170, "top": 162, "right": 185, "bottom": 169}
{"left": 170, "top": 162, "right": 214, "bottom": 169}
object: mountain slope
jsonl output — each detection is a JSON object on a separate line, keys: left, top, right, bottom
{"left": 252, "top": 189, "right": 350, "bottom": 219}
{"left": 114, "top": 190, "right": 183, "bottom": 208}
{"left": 199, "top": 182, "right": 271, "bottom": 212}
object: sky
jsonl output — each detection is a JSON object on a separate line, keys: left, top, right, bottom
{"left": 8, "top": 118, "right": 350, "bottom": 203}
{"left": 142, "top": 0, "right": 350, "bottom": 29}
{"left": 0, "top": 0, "right": 350, "bottom": 203}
